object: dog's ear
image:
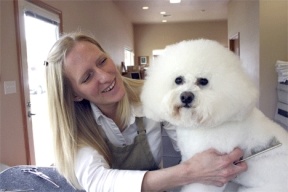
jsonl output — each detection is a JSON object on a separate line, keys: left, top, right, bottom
{"left": 141, "top": 57, "right": 167, "bottom": 121}
{"left": 236, "top": 81, "right": 258, "bottom": 120}
{"left": 141, "top": 85, "right": 162, "bottom": 121}
{"left": 219, "top": 64, "right": 259, "bottom": 122}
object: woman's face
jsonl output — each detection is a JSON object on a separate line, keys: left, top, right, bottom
{"left": 64, "top": 41, "right": 126, "bottom": 111}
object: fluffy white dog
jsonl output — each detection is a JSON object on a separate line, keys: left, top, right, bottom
{"left": 141, "top": 39, "right": 288, "bottom": 192}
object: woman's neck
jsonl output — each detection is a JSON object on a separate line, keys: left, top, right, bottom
{"left": 99, "top": 104, "right": 117, "bottom": 120}
{"left": 99, "top": 103, "right": 125, "bottom": 131}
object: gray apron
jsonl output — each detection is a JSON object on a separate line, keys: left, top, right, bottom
{"left": 106, "top": 117, "right": 159, "bottom": 171}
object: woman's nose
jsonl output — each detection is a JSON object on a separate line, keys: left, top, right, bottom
{"left": 95, "top": 68, "right": 112, "bottom": 83}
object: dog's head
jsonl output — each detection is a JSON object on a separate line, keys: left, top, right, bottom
{"left": 141, "top": 39, "right": 258, "bottom": 128}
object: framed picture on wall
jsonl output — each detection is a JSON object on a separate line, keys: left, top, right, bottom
{"left": 139, "top": 56, "right": 148, "bottom": 65}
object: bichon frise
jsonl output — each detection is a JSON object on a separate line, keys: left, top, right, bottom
{"left": 141, "top": 39, "right": 288, "bottom": 192}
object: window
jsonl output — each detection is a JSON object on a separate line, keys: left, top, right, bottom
{"left": 124, "top": 48, "right": 134, "bottom": 67}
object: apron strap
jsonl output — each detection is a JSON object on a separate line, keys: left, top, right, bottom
{"left": 106, "top": 117, "right": 159, "bottom": 171}
{"left": 135, "top": 117, "right": 146, "bottom": 134}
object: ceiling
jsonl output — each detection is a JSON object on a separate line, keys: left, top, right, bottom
{"left": 112, "top": 0, "right": 230, "bottom": 24}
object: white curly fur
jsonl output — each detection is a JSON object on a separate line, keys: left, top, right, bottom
{"left": 141, "top": 39, "right": 288, "bottom": 192}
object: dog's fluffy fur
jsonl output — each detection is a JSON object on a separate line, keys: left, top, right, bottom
{"left": 141, "top": 39, "right": 288, "bottom": 192}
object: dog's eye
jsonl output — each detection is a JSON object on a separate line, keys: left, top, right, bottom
{"left": 175, "top": 76, "right": 184, "bottom": 85}
{"left": 197, "top": 78, "right": 209, "bottom": 86}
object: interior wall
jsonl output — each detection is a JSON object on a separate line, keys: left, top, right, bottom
{"left": 43, "top": 0, "right": 134, "bottom": 66}
{"left": 259, "top": 0, "right": 288, "bottom": 119}
{"left": 0, "top": 0, "right": 2, "bottom": 163}
{"left": 228, "top": 0, "right": 260, "bottom": 96}
{"left": 0, "top": 0, "right": 27, "bottom": 166}
{"left": 228, "top": 0, "right": 288, "bottom": 120}
{"left": 133, "top": 20, "right": 227, "bottom": 66}
{"left": 0, "top": 0, "right": 133, "bottom": 166}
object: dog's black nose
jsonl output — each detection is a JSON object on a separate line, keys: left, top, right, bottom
{"left": 180, "top": 91, "right": 194, "bottom": 105}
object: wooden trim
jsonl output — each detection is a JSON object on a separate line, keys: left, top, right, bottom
{"left": 13, "top": 0, "right": 63, "bottom": 165}
{"left": 26, "top": 0, "right": 63, "bottom": 33}
{"left": 14, "top": 0, "right": 31, "bottom": 165}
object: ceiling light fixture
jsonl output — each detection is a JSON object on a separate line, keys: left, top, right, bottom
{"left": 170, "top": 0, "right": 181, "bottom": 3}
{"left": 142, "top": 6, "right": 149, "bottom": 10}
{"left": 160, "top": 11, "right": 166, "bottom": 15}
{"left": 162, "top": 20, "right": 167, "bottom": 23}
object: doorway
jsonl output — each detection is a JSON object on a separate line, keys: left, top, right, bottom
{"left": 15, "top": 0, "right": 62, "bottom": 165}
{"left": 229, "top": 32, "right": 240, "bottom": 56}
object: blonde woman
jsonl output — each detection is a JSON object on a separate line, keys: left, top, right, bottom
{"left": 45, "top": 32, "right": 247, "bottom": 192}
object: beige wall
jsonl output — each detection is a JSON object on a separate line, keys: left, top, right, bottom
{"left": 44, "top": 0, "right": 134, "bottom": 66}
{"left": 228, "top": 0, "right": 288, "bottom": 120}
{"left": 1, "top": 0, "right": 27, "bottom": 166}
{"left": 228, "top": 1, "right": 260, "bottom": 95}
{"left": 0, "top": 0, "right": 2, "bottom": 165}
{"left": 134, "top": 21, "right": 227, "bottom": 66}
{"left": 0, "top": 0, "right": 133, "bottom": 166}
{"left": 259, "top": 0, "right": 288, "bottom": 119}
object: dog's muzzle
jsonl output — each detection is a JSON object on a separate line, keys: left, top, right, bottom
{"left": 180, "top": 91, "right": 194, "bottom": 108}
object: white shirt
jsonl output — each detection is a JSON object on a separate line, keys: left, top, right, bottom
{"left": 75, "top": 103, "right": 178, "bottom": 192}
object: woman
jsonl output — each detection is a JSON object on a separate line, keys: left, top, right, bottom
{"left": 45, "top": 32, "right": 247, "bottom": 191}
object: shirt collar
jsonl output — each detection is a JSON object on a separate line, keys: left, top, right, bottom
{"left": 90, "top": 102, "right": 105, "bottom": 122}
{"left": 90, "top": 102, "right": 145, "bottom": 124}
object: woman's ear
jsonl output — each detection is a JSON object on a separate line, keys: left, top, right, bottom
{"left": 74, "top": 96, "right": 83, "bottom": 102}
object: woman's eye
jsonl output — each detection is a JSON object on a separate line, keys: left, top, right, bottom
{"left": 197, "top": 78, "right": 209, "bottom": 86}
{"left": 82, "top": 73, "right": 92, "bottom": 83}
{"left": 98, "top": 57, "right": 107, "bottom": 66}
{"left": 175, "top": 76, "right": 184, "bottom": 85}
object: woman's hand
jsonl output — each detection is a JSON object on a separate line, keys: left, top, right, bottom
{"left": 142, "top": 148, "right": 247, "bottom": 191}
{"left": 182, "top": 148, "right": 248, "bottom": 187}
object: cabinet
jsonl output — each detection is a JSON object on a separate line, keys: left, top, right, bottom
{"left": 275, "top": 81, "right": 288, "bottom": 130}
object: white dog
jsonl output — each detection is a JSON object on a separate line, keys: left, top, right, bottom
{"left": 141, "top": 39, "right": 288, "bottom": 192}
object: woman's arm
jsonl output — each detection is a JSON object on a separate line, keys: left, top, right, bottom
{"left": 76, "top": 147, "right": 147, "bottom": 191}
{"left": 142, "top": 148, "right": 247, "bottom": 191}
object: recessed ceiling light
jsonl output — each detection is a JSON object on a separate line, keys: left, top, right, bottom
{"left": 170, "top": 0, "right": 181, "bottom": 3}
{"left": 142, "top": 6, "right": 149, "bottom": 10}
{"left": 162, "top": 20, "right": 167, "bottom": 22}
{"left": 160, "top": 11, "right": 166, "bottom": 15}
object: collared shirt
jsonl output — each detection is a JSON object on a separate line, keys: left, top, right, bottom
{"left": 75, "top": 103, "right": 178, "bottom": 192}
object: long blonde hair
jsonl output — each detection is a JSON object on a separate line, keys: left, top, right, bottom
{"left": 45, "top": 32, "right": 143, "bottom": 188}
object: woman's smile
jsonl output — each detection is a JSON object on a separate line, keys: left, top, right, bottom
{"left": 102, "top": 79, "right": 116, "bottom": 93}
